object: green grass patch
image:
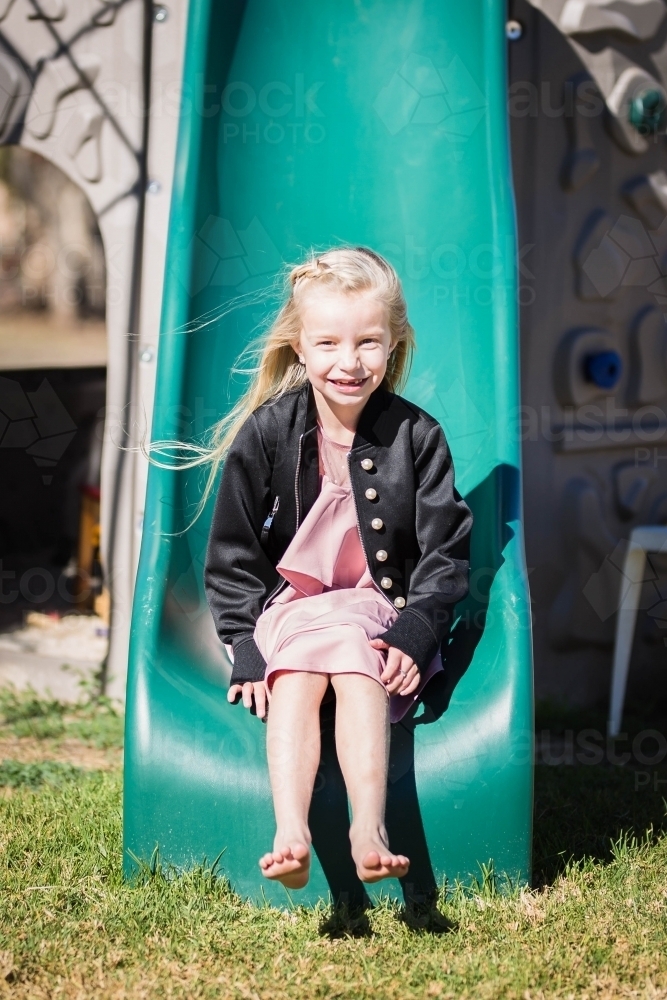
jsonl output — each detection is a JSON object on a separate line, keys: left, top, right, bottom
{"left": 534, "top": 762, "right": 667, "bottom": 885}
{"left": 0, "top": 686, "right": 67, "bottom": 739}
{"left": 0, "top": 763, "right": 666, "bottom": 998}
{"left": 0, "top": 759, "right": 82, "bottom": 788}
{"left": 0, "top": 685, "right": 124, "bottom": 748}
{"left": 1, "top": 691, "right": 667, "bottom": 997}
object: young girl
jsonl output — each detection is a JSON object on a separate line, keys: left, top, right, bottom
{"left": 204, "top": 247, "right": 472, "bottom": 890}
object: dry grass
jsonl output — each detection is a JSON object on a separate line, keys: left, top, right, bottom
{"left": 0, "top": 735, "right": 121, "bottom": 771}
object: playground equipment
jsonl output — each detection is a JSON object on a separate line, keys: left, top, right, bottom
{"left": 511, "top": 0, "right": 667, "bottom": 705}
{"left": 608, "top": 525, "right": 667, "bottom": 737}
{"left": 124, "top": 0, "right": 533, "bottom": 905}
{"left": 0, "top": 1, "right": 188, "bottom": 702}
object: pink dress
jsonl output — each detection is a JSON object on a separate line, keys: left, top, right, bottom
{"left": 253, "top": 428, "right": 443, "bottom": 723}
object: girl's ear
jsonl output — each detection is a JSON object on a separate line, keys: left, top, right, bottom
{"left": 292, "top": 341, "right": 305, "bottom": 365}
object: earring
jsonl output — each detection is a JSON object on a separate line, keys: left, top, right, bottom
{"left": 298, "top": 356, "right": 305, "bottom": 364}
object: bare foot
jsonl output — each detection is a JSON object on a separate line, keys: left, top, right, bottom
{"left": 351, "top": 835, "right": 410, "bottom": 883}
{"left": 259, "top": 842, "right": 310, "bottom": 889}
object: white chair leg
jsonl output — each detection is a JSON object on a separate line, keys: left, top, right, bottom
{"left": 608, "top": 542, "right": 647, "bottom": 737}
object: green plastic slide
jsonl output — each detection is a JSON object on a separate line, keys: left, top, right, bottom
{"left": 124, "top": 0, "right": 534, "bottom": 905}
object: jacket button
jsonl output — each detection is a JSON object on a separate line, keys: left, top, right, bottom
{"left": 376, "top": 549, "right": 388, "bottom": 562}
{"left": 365, "top": 488, "right": 377, "bottom": 500}
{"left": 371, "top": 517, "right": 383, "bottom": 530}
{"left": 361, "top": 458, "right": 374, "bottom": 470}
{"left": 380, "top": 576, "right": 392, "bottom": 589}
{"left": 393, "top": 596, "right": 406, "bottom": 609}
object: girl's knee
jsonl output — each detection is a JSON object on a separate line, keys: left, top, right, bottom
{"left": 271, "top": 669, "right": 330, "bottom": 698}
{"left": 330, "top": 671, "right": 387, "bottom": 704}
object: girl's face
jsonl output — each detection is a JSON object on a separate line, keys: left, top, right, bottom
{"left": 295, "top": 288, "right": 393, "bottom": 417}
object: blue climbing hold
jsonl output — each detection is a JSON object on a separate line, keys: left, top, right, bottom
{"left": 584, "top": 350, "right": 622, "bottom": 390}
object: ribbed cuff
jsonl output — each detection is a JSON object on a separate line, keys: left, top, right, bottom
{"left": 378, "top": 610, "right": 439, "bottom": 673}
{"left": 229, "top": 635, "right": 267, "bottom": 684}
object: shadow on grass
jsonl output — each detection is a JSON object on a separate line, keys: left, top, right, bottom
{"left": 317, "top": 898, "right": 456, "bottom": 939}
{"left": 318, "top": 903, "right": 373, "bottom": 939}
{"left": 532, "top": 698, "right": 667, "bottom": 887}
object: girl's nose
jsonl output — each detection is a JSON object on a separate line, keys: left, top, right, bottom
{"left": 339, "top": 351, "right": 361, "bottom": 371}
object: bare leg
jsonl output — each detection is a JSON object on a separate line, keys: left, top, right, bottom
{"left": 261, "top": 670, "right": 329, "bottom": 888}
{"left": 330, "top": 672, "right": 410, "bottom": 883}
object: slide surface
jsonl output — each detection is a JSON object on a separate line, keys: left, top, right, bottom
{"left": 124, "top": 0, "right": 534, "bottom": 905}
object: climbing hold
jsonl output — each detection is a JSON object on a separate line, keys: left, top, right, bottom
{"left": 583, "top": 350, "right": 622, "bottom": 389}
{"left": 628, "top": 88, "right": 667, "bottom": 134}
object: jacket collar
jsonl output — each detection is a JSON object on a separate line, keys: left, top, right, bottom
{"left": 294, "top": 381, "right": 395, "bottom": 523}
{"left": 301, "top": 381, "right": 319, "bottom": 439}
{"left": 297, "top": 380, "right": 393, "bottom": 447}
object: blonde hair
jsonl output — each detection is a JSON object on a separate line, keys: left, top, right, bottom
{"left": 151, "top": 246, "right": 415, "bottom": 522}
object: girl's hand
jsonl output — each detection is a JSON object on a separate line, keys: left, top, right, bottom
{"left": 228, "top": 681, "right": 268, "bottom": 720}
{"left": 369, "top": 639, "right": 420, "bottom": 696}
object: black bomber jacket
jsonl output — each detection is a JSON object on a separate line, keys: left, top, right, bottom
{"left": 204, "top": 383, "right": 473, "bottom": 685}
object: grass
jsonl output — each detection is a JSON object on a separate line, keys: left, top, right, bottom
{"left": 1, "top": 689, "right": 667, "bottom": 998}
{"left": 0, "top": 759, "right": 82, "bottom": 788}
{"left": 0, "top": 684, "right": 124, "bottom": 748}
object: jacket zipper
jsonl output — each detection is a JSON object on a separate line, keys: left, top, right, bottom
{"left": 294, "top": 431, "right": 304, "bottom": 529}
{"left": 261, "top": 432, "right": 305, "bottom": 613}
{"left": 260, "top": 495, "right": 280, "bottom": 545}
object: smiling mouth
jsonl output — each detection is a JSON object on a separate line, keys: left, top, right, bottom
{"left": 329, "top": 377, "right": 369, "bottom": 388}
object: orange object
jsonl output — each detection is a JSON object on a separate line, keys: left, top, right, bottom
{"left": 76, "top": 488, "right": 102, "bottom": 608}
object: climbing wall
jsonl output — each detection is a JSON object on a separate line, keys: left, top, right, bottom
{"left": 0, "top": 0, "right": 189, "bottom": 700}
{"left": 509, "top": 0, "right": 667, "bottom": 706}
